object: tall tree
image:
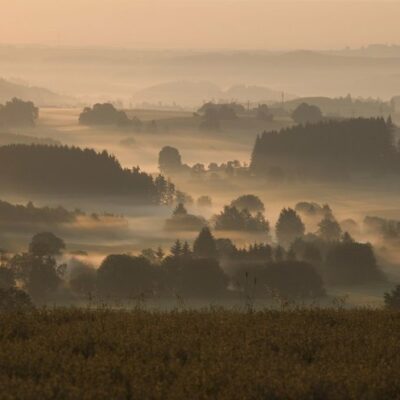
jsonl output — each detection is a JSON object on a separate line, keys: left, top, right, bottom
{"left": 275, "top": 208, "right": 305, "bottom": 248}
{"left": 317, "top": 216, "right": 342, "bottom": 242}
{"left": 193, "top": 227, "right": 217, "bottom": 259}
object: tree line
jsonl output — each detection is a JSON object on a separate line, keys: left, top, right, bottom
{"left": 0, "top": 144, "right": 180, "bottom": 204}
{"left": 251, "top": 117, "right": 396, "bottom": 180}
{"left": 0, "top": 217, "right": 385, "bottom": 307}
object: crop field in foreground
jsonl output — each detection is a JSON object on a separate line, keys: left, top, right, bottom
{"left": 1, "top": 308, "right": 400, "bottom": 400}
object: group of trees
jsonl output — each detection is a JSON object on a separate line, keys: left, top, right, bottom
{"left": 0, "top": 199, "right": 127, "bottom": 239}
{"left": 0, "top": 200, "right": 76, "bottom": 225}
{"left": 158, "top": 146, "right": 248, "bottom": 180}
{"left": 165, "top": 203, "right": 207, "bottom": 231}
{"left": 0, "top": 98, "right": 38, "bottom": 127}
{"left": 0, "top": 221, "right": 386, "bottom": 307}
{"left": 92, "top": 223, "right": 384, "bottom": 300}
{"left": 198, "top": 103, "right": 240, "bottom": 131}
{"left": 251, "top": 117, "right": 396, "bottom": 179}
{"left": 158, "top": 146, "right": 184, "bottom": 174}
{"left": 198, "top": 102, "right": 243, "bottom": 119}
{"left": 0, "top": 230, "right": 227, "bottom": 303}
{"left": 163, "top": 195, "right": 269, "bottom": 233}
{"left": 79, "top": 103, "right": 142, "bottom": 129}
{"left": 275, "top": 208, "right": 305, "bottom": 247}
{"left": 0, "top": 232, "right": 66, "bottom": 304}
{"left": 163, "top": 196, "right": 342, "bottom": 243}
{"left": 291, "top": 103, "right": 323, "bottom": 124}
{"left": 295, "top": 202, "right": 333, "bottom": 218}
{"left": 286, "top": 95, "right": 393, "bottom": 119}
{"left": 0, "top": 144, "right": 178, "bottom": 204}
{"left": 254, "top": 104, "right": 273, "bottom": 121}
{"left": 197, "top": 102, "right": 274, "bottom": 131}
{"left": 214, "top": 206, "right": 269, "bottom": 232}
{"left": 230, "top": 194, "right": 265, "bottom": 213}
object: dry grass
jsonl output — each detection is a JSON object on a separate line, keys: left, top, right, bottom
{"left": 1, "top": 308, "right": 400, "bottom": 399}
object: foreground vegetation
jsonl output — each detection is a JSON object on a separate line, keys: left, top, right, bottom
{"left": 1, "top": 308, "right": 400, "bottom": 399}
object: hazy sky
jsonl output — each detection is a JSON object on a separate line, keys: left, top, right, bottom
{"left": 1, "top": 0, "right": 399, "bottom": 50}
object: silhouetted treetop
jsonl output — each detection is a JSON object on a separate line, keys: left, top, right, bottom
{"left": 317, "top": 216, "right": 342, "bottom": 242}
{"left": 193, "top": 227, "right": 218, "bottom": 259}
{"left": 291, "top": 103, "right": 323, "bottom": 124}
{"left": 0, "top": 98, "right": 38, "bottom": 127}
{"left": 231, "top": 194, "right": 265, "bottom": 213}
{"left": 214, "top": 205, "right": 269, "bottom": 232}
{"left": 158, "top": 146, "right": 182, "bottom": 174}
{"left": 165, "top": 203, "right": 207, "bottom": 232}
{"left": 29, "top": 232, "right": 65, "bottom": 258}
{"left": 276, "top": 208, "right": 305, "bottom": 247}
{"left": 198, "top": 102, "right": 243, "bottom": 119}
{"left": 79, "top": 103, "right": 130, "bottom": 126}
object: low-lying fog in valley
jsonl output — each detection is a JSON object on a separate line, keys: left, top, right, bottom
{"left": 2, "top": 101, "right": 400, "bottom": 307}
{"left": 6, "top": 2, "right": 400, "bottom": 398}
{"left": 2, "top": 28, "right": 400, "bottom": 308}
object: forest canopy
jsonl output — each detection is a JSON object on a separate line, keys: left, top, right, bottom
{"left": 0, "top": 144, "right": 175, "bottom": 203}
{"left": 250, "top": 117, "right": 396, "bottom": 179}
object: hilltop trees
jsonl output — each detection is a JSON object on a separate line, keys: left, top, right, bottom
{"left": 199, "top": 107, "right": 221, "bottom": 131}
{"left": 198, "top": 102, "right": 242, "bottom": 119}
{"left": 0, "top": 98, "right": 38, "bottom": 127}
{"left": 79, "top": 103, "right": 131, "bottom": 126}
{"left": 0, "top": 144, "right": 175, "bottom": 204}
{"left": 256, "top": 104, "right": 273, "bottom": 121}
{"left": 276, "top": 208, "right": 305, "bottom": 247}
{"left": 291, "top": 103, "right": 323, "bottom": 124}
{"left": 251, "top": 117, "right": 396, "bottom": 179}
{"left": 198, "top": 102, "right": 243, "bottom": 131}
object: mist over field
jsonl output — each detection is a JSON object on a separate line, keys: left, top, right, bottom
{"left": 4, "top": 1, "right": 400, "bottom": 398}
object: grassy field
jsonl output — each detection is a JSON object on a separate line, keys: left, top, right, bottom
{"left": 1, "top": 308, "right": 400, "bottom": 399}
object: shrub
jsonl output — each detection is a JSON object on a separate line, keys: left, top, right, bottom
{"left": 384, "top": 285, "right": 400, "bottom": 309}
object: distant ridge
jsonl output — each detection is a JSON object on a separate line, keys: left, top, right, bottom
{"left": 0, "top": 78, "right": 76, "bottom": 107}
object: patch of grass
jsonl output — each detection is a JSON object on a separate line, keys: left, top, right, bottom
{"left": 1, "top": 308, "right": 400, "bottom": 399}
